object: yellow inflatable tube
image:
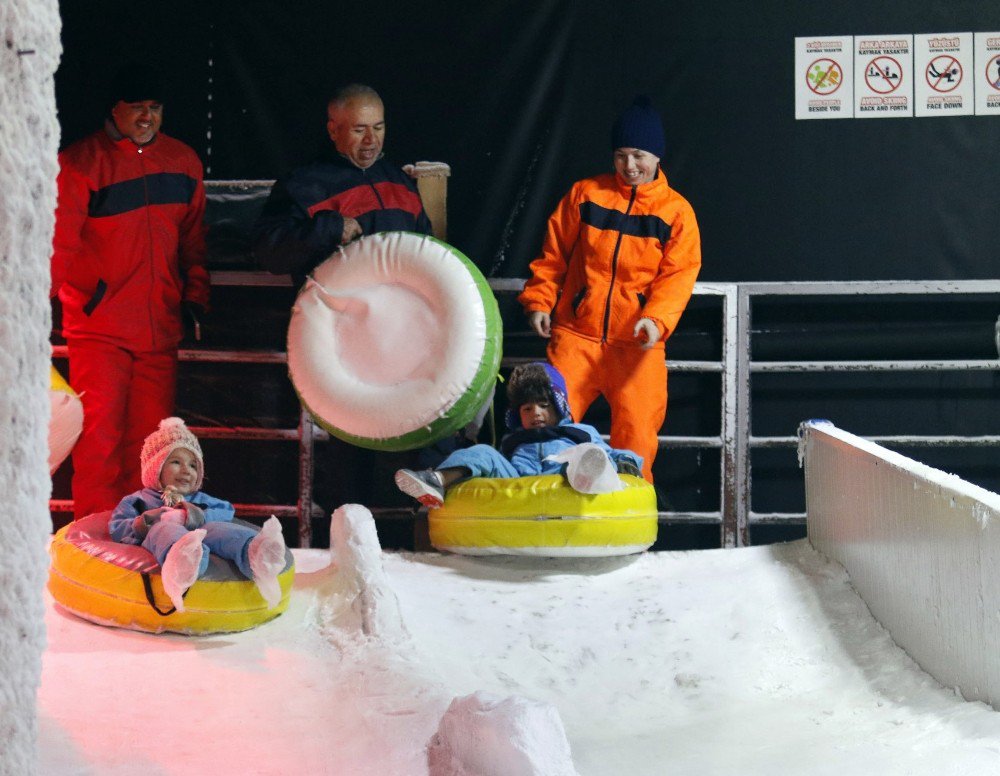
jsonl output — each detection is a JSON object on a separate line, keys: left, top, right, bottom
{"left": 48, "top": 512, "right": 294, "bottom": 635}
{"left": 49, "top": 365, "right": 83, "bottom": 474}
{"left": 428, "top": 474, "right": 658, "bottom": 557}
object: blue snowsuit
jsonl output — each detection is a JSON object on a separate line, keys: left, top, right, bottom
{"left": 109, "top": 487, "right": 257, "bottom": 580}
{"left": 437, "top": 362, "right": 643, "bottom": 481}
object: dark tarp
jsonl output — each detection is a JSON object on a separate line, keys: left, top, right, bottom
{"left": 57, "top": 0, "right": 1000, "bottom": 282}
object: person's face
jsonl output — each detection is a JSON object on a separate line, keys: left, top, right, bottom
{"left": 519, "top": 400, "right": 558, "bottom": 429}
{"left": 111, "top": 99, "right": 163, "bottom": 146}
{"left": 327, "top": 97, "right": 385, "bottom": 169}
{"left": 159, "top": 447, "right": 200, "bottom": 495}
{"left": 613, "top": 147, "right": 659, "bottom": 186}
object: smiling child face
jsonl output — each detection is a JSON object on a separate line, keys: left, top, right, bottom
{"left": 159, "top": 447, "right": 200, "bottom": 495}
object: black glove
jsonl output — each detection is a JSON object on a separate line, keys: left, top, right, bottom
{"left": 182, "top": 301, "right": 204, "bottom": 342}
{"left": 183, "top": 502, "right": 206, "bottom": 529}
{"left": 616, "top": 459, "right": 642, "bottom": 478}
{"left": 132, "top": 507, "right": 166, "bottom": 538}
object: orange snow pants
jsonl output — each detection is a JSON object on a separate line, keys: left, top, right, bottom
{"left": 547, "top": 328, "right": 666, "bottom": 482}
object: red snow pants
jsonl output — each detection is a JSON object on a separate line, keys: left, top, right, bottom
{"left": 67, "top": 339, "right": 177, "bottom": 519}
{"left": 547, "top": 328, "right": 667, "bottom": 482}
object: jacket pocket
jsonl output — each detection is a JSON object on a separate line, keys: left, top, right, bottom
{"left": 82, "top": 279, "right": 107, "bottom": 316}
{"left": 637, "top": 292, "right": 647, "bottom": 308}
{"left": 571, "top": 286, "right": 588, "bottom": 315}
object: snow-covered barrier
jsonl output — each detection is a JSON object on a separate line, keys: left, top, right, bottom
{"left": 801, "top": 420, "right": 1000, "bottom": 708}
{"left": 0, "top": 3, "right": 61, "bottom": 774}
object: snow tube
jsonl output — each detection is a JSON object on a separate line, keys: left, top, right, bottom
{"left": 287, "top": 231, "right": 502, "bottom": 451}
{"left": 428, "top": 474, "right": 658, "bottom": 557}
{"left": 49, "top": 365, "right": 83, "bottom": 474}
{"left": 47, "top": 512, "right": 295, "bottom": 635}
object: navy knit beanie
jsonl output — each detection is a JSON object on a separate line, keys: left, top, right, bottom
{"left": 611, "top": 95, "right": 665, "bottom": 158}
{"left": 109, "top": 62, "right": 164, "bottom": 110}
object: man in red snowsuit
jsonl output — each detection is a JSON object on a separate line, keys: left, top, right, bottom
{"left": 51, "top": 65, "right": 209, "bottom": 519}
{"left": 519, "top": 96, "right": 701, "bottom": 483}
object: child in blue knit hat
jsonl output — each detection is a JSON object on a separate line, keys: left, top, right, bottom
{"left": 395, "top": 362, "right": 643, "bottom": 508}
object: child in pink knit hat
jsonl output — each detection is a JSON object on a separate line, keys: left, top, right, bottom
{"left": 108, "top": 417, "right": 288, "bottom": 612}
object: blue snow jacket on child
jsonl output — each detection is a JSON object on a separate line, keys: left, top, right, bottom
{"left": 497, "top": 417, "right": 641, "bottom": 477}
{"left": 109, "top": 488, "right": 235, "bottom": 545}
{"left": 109, "top": 487, "right": 261, "bottom": 581}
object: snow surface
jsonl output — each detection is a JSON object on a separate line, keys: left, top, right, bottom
{"left": 36, "top": 533, "right": 1000, "bottom": 775}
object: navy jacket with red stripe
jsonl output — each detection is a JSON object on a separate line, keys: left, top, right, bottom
{"left": 252, "top": 152, "right": 432, "bottom": 285}
{"left": 52, "top": 124, "right": 209, "bottom": 351}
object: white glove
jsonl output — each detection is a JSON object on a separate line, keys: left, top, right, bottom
{"left": 633, "top": 317, "right": 661, "bottom": 349}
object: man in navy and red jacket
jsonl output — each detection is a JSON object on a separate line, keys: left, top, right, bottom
{"left": 51, "top": 64, "right": 209, "bottom": 519}
{"left": 252, "top": 83, "right": 432, "bottom": 286}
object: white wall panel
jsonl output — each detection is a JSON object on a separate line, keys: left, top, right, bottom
{"left": 802, "top": 421, "right": 1000, "bottom": 707}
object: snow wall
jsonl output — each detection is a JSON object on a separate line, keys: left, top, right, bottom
{"left": 0, "top": 3, "right": 62, "bottom": 775}
{"left": 802, "top": 421, "right": 1000, "bottom": 709}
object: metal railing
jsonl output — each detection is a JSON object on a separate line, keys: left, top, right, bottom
{"left": 497, "top": 279, "right": 1000, "bottom": 548}
{"left": 52, "top": 276, "right": 1000, "bottom": 550}
{"left": 726, "top": 280, "right": 1000, "bottom": 547}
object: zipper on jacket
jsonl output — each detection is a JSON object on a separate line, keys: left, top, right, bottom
{"left": 366, "top": 171, "right": 385, "bottom": 209}
{"left": 138, "top": 147, "right": 159, "bottom": 349}
{"left": 601, "top": 185, "right": 638, "bottom": 343}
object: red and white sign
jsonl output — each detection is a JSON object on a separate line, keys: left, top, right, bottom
{"left": 974, "top": 32, "right": 1000, "bottom": 115}
{"left": 915, "top": 33, "right": 973, "bottom": 117}
{"left": 854, "top": 35, "right": 913, "bottom": 118}
{"left": 795, "top": 37, "right": 853, "bottom": 120}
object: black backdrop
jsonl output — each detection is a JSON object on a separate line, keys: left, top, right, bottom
{"left": 57, "top": 0, "right": 1000, "bottom": 283}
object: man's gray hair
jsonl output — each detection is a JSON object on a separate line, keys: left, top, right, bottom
{"left": 328, "top": 84, "right": 382, "bottom": 113}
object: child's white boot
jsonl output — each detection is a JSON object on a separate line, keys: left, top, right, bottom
{"left": 565, "top": 443, "right": 623, "bottom": 495}
{"left": 161, "top": 528, "right": 207, "bottom": 613}
{"left": 249, "top": 516, "right": 287, "bottom": 609}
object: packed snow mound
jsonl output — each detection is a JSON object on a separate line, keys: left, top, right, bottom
{"left": 323, "top": 503, "right": 410, "bottom": 643}
{"left": 427, "top": 691, "right": 578, "bottom": 776}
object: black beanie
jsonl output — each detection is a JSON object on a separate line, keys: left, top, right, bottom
{"left": 108, "top": 62, "right": 164, "bottom": 110}
{"left": 610, "top": 95, "right": 664, "bottom": 158}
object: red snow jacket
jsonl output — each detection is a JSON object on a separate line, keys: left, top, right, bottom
{"left": 519, "top": 169, "right": 700, "bottom": 348}
{"left": 52, "top": 125, "right": 209, "bottom": 351}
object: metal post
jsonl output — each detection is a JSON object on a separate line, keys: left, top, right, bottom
{"left": 297, "top": 409, "right": 315, "bottom": 548}
{"left": 730, "top": 286, "right": 753, "bottom": 547}
{"left": 719, "top": 285, "right": 739, "bottom": 547}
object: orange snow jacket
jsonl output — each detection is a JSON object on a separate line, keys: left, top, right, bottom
{"left": 519, "top": 169, "right": 701, "bottom": 348}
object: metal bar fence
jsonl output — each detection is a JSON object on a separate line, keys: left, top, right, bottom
{"left": 51, "top": 275, "right": 1000, "bottom": 549}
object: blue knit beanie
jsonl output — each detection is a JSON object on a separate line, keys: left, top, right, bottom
{"left": 540, "top": 363, "right": 572, "bottom": 421}
{"left": 611, "top": 95, "right": 664, "bottom": 158}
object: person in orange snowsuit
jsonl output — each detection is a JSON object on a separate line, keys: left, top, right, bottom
{"left": 519, "top": 95, "right": 701, "bottom": 482}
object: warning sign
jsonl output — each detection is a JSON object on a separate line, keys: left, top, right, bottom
{"left": 915, "top": 33, "right": 973, "bottom": 117}
{"left": 926, "top": 56, "right": 961, "bottom": 92}
{"left": 974, "top": 32, "right": 1000, "bottom": 115}
{"left": 854, "top": 35, "right": 913, "bottom": 118}
{"left": 807, "top": 59, "right": 844, "bottom": 95}
{"left": 795, "top": 36, "right": 853, "bottom": 119}
{"left": 864, "top": 56, "right": 903, "bottom": 93}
